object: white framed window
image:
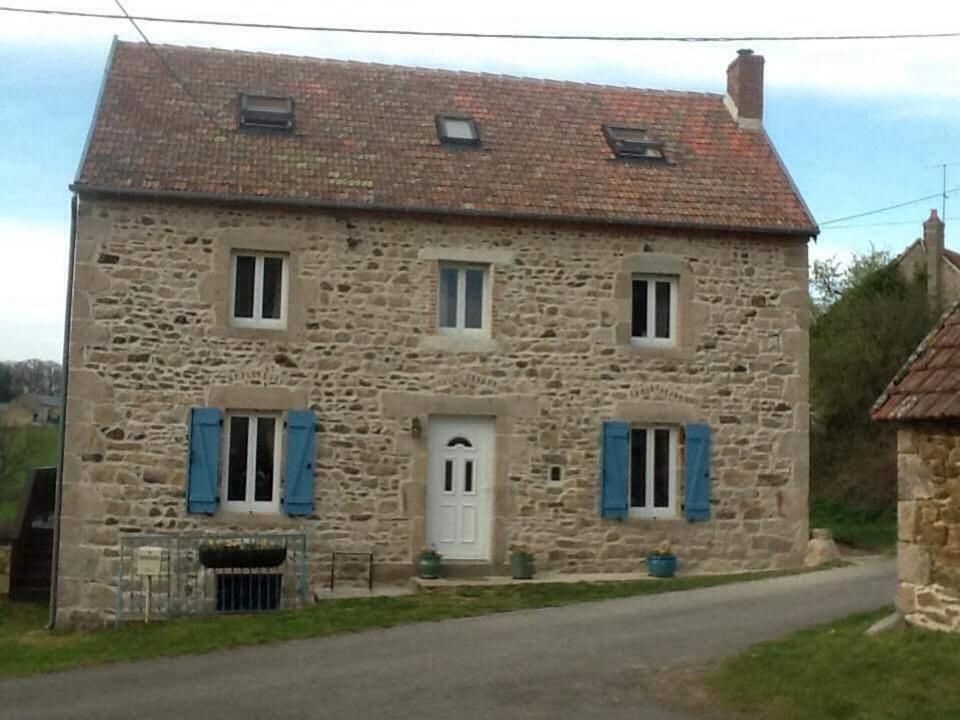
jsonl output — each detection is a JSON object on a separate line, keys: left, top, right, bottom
{"left": 437, "top": 263, "right": 489, "bottom": 334}
{"left": 222, "top": 413, "right": 283, "bottom": 513}
{"left": 631, "top": 275, "right": 678, "bottom": 346}
{"left": 629, "top": 426, "right": 677, "bottom": 518}
{"left": 229, "top": 253, "right": 289, "bottom": 329}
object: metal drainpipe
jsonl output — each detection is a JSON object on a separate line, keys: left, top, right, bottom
{"left": 47, "top": 193, "right": 78, "bottom": 630}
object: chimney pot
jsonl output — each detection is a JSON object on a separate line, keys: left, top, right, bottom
{"left": 725, "top": 49, "right": 764, "bottom": 130}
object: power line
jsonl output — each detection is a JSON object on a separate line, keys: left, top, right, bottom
{"left": 822, "top": 217, "right": 958, "bottom": 231}
{"left": 3, "top": 5, "right": 960, "bottom": 43}
{"left": 820, "top": 187, "right": 960, "bottom": 226}
{"left": 112, "top": 0, "right": 235, "bottom": 143}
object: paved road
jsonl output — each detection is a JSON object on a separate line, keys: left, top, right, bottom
{"left": 5, "top": 560, "right": 895, "bottom": 720}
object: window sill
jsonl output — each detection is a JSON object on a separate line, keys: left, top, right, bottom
{"left": 624, "top": 342, "right": 693, "bottom": 361}
{"left": 230, "top": 320, "right": 288, "bottom": 331}
{"left": 420, "top": 334, "right": 500, "bottom": 354}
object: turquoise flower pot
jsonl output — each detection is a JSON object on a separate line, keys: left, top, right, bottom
{"left": 646, "top": 554, "right": 677, "bottom": 578}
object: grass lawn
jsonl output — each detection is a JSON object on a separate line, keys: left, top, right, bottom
{"left": 810, "top": 498, "right": 896, "bottom": 552}
{"left": 0, "top": 425, "right": 58, "bottom": 527}
{"left": 1, "top": 565, "right": 832, "bottom": 678}
{"left": 709, "top": 608, "right": 960, "bottom": 720}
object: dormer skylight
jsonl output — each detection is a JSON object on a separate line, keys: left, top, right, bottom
{"left": 239, "top": 93, "right": 294, "bottom": 131}
{"left": 436, "top": 114, "right": 480, "bottom": 146}
{"left": 603, "top": 125, "right": 665, "bottom": 161}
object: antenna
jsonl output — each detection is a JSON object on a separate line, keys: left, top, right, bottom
{"left": 926, "top": 161, "right": 960, "bottom": 219}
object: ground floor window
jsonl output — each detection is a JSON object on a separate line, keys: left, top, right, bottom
{"left": 222, "top": 413, "right": 282, "bottom": 512}
{"left": 629, "top": 426, "right": 677, "bottom": 518}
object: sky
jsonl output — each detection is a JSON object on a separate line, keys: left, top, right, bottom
{"left": 2, "top": 0, "right": 960, "bottom": 361}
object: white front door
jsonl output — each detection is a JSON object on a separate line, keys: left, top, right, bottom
{"left": 427, "top": 417, "right": 494, "bottom": 560}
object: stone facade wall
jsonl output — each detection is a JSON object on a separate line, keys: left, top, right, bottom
{"left": 57, "top": 196, "right": 809, "bottom": 626}
{"left": 896, "top": 424, "right": 960, "bottom": 631}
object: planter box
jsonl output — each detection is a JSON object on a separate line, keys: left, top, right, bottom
{"left": 215, "top": 573, "right": 283, "bottom": 612}
{"left": 199, "top": 545, "right": 287, "bottom": 570}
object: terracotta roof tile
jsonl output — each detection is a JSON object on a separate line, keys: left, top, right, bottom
{"left": 73, "top": 42, "right": 817, "bottom": 235}
{"left": 874, "top": 302, "right": 960, "bottom": 421}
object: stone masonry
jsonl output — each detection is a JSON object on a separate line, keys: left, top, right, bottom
{"left": 57, "top": 196, "right": 810, "bottom": 626}
{"left": 896, "top": 424, "right": 960, "bottom": 630}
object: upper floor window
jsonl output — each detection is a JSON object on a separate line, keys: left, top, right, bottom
{"left": 223, "top": 413, "right": 282, "bottom": 513}
{"left": 239, "top": 93, "right": 294, "bottom": 131}
{"left": 230, "top": 252, "right": 289, "bottom": 329}
{"left": 438, "top": 263, "right": 488, "bottom": 333}
{"left": 632, "top": 275, "right": 677, "bottom": 346}
{"left": 629, "top": 426, "right": 677, "bottom": 518}
{"left": 436, "top": 114, "right": 481, "bottom": 146}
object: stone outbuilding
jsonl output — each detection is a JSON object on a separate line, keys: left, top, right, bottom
{"left": 53, "top": 41, "right": 817, "bottom": 627}
{"left": 874, "top": 300, "right": 960, "bottom": 631}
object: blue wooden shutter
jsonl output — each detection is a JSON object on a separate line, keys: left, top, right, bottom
{"left": 284, "top": 410, "right": 316, "bottom": 516}
{"left": 684, "top": 423, "right": 711, "bottom": 521}
{"left": 600, "top": 421, "right": 630, "bottom": 519}
{"left": 186, "top": 407, "right": 221, "bottom": 514}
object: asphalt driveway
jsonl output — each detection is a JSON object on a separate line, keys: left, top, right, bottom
{"left": 4, "top": 559, "right": 895, "bottom": 720}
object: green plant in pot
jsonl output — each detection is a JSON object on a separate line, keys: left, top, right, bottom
{"left": 645, "top": 541, "right": 677, "bottom": 578}
{"left": 416, "top": 547, "right": 442, "bottom": 579}
{"left": 510, "top": 546, "right": 535, "bottom": 580}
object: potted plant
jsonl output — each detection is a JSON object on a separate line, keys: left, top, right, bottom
{"left": 509, "top": 546, "right": 535, "bottom": 580}
{"left": 645, "top": 541, "right": 677, "bottom": 578}
{"left": 198, "top": 539, "right": 287, "bottom": 570}
{"left": 416, "top": 547, "right": 442, "bottom": 579}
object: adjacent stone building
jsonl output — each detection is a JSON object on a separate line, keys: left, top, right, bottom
{"left": 54, "top": 41, "right": 817, "bottom": 626}
{"left": 894, "top": 210, "right": 959, "bottom": 314}
{"left": 874, "top": 301, "right": 960, "bottom": 631}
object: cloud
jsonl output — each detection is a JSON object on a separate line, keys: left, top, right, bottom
{"left": 0, "top": 219, "right": 69, "bottom": 361}
{"left": 4, "top": 0, "right": 960, "bottom": 98}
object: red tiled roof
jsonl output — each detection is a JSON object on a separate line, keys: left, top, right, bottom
{"left": 73, "top": 41, "right": 817, "bottom": 235}
{"left": 873, "top": 301, "right": 960, "bottom": 421}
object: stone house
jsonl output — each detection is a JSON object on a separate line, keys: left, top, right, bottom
{"left": 54, "top": 40, "right": 817, "bottom": 626}
{"left": 893, "top": 210, "right": 958, "bottom": 313}
{"left": 874, "top": 300, "right": 960, "bottom": 631}
{"left": 2, "top": 393, "right": 61, "bottom": 427}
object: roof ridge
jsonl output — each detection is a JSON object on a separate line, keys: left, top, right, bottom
{"left": 115, "top": 39, "right": 725, "bottom": 99}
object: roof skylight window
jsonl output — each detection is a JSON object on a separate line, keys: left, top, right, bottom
{"left": 603, "top": 125, "right": 665, "bottom": 161}
{"left": 436, "top": 114, "right": 480, "bottom": 146}
{"left": 239, "top": 93, "right": 294, "bottom": 131}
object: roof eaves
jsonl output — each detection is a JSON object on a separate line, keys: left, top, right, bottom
{"left": 74, "top": 35, "right": 118, "bottom": 185}
{"left": 760, "top": 128, "right": 818, "bottom": 238}
{"left": 70, "top": 183, "right": 818, "bottom": 238}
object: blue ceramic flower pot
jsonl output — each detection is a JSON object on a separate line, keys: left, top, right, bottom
{"left": 646, "top": 554, "right": 677, "bottom": 578}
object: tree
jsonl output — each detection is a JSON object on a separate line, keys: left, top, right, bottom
{"left": 809, "top": 250, "right": 932, "bottom": 513}
{"left": 0, "top": 364, "right": 11, "bottom": 403}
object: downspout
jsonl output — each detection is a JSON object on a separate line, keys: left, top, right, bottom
{"left": 47, "top": 193, "right": 78, "bottom": 630}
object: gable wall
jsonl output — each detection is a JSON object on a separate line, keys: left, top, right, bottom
{"left": 57, "top": 196, "right": 810, "bottom": 626}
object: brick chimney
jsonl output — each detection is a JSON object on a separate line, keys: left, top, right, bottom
{"left": 925, "top": 208, "right": 946, "bottom": 311}
{"left": 725, "top": 49, "right": 764, "bottom": 129}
